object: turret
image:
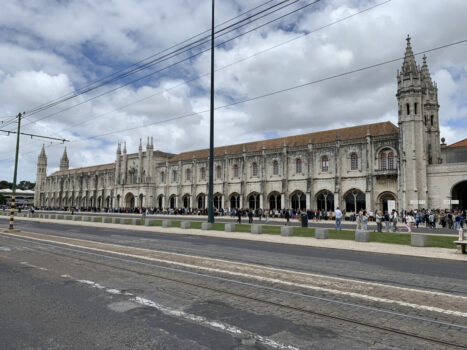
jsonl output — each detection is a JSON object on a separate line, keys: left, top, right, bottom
{"left": 396, "top": 35, "right": 435, "bottom": 210}
{"left": 420, "top": 55, "right": 441, "bottom": 164}
{"left": 115, "top": 142, "right": 121, "bottom": 185}
{"left": 138, "top": 138, "right": 143, "bottom": 183}
{"left": 35, "top": 145, "right": 47, "bottom": 207}
{"left": 122, "top": 142, "right": 127, "bottom": 184}
{"left": 59, "top": 147, "right": 69, "bottom": 171}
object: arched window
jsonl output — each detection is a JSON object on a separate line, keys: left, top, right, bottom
{"left": 379, "top": 148, "right": 395, "bottom": 170}
{"left": 252, "top": 162, "right": 258, "bottom": 177}
{"left": 200, "top": 167, "right": 206, "bottom": 180}
{"left": 431, "top": 115, "right": 434, "bottom": 126}
{"left": 160, "top": 171, "right": 165, "bottom": 183}
{"left": 233, "top": 164, "right": 239, "bottom": 177}
{"left": 295, "top": 158, "right": 302, "bottom": 174}
{"left": 380, "top": 153, "right": 387, "bottom": 170}
{"left": 414, "top": 102, "right": 418, "bottom": 115}
{"left": 172, "top": 170, "right": 177, "bottom": 182}
{"left": 406, "top": 103, "right": 410, "bottom": 115}
{"left": 350, "top": 153, "right": 358, "bottom": 170}
{"left": 216, "top": 166, "right": 222, "bottom": 180}
{"left": 273, "top": 160, "right": 279, "bottom": 175}
{"left": 321, "top": 155, "right": 329, "bottom": 172}
{"left": 388, "top": 152, "right": 394, "bottom": 170}
{"left": 185, "top": 169, "right": 191, "bottom": 181}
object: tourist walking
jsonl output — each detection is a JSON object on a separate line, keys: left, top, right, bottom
{"left": 334, "top": 207, "right": 343, "bottom": 231}
{"left": 285, "top": 210, "right": 290, "bottom": 225}
{"left": 375, "top": 210, "right": 383, "bottom": 232}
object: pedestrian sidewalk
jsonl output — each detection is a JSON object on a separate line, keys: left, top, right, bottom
{"left": 1, "top": 216, "right": 465, "bottom": 262}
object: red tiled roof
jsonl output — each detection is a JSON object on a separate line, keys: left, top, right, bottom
{"left": 51, "top": 163, "right": 115, "bottom": 176}
{"left": 169, "top": 121, "right": 398, "bottom": 162}
{"left": 447, "top": 138, "right": 467, "bottom": 148}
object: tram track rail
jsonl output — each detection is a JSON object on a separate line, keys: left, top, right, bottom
{"left": 8, "top": 220, "right": 467, "bottom": 297}
{"left": 2, "top": 233, "right": 466, "bottom": 349}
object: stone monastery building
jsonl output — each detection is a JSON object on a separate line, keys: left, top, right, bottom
{"left": 35, "top": 37, "right": 467, "bottom": 212}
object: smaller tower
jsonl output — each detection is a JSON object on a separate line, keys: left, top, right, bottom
{"left": 59, "top": 147, "right": 69, "bottom": 171}
{"left": 138, "top": 138, "right": 143, "bottom": 183}
{"left": 115, "top": 142, "right": 121, "bottom": 185}
{"left": 35, "top": 145, "right": 48, "bottom": 207}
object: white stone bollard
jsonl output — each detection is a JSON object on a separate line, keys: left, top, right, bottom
{"left": 180, "top": 221, "right": 191, "bottom": 229}
{"left": 225, "top": 223, "right": 236, "bottom": 232}
{"left": 355, "top": 230, "right": 370, "bottom": 242}
{"left": 162, "top": 220, "right": 172, "bottom": 228}
{"left": 280, "top": 226, "right": 293, "bottom": 236}
{"left": 315, "top": 228, "right": 328, "bottom": 239}
{"left": 145, "top": 219, "right": 154, "bottom": 226}
{"left": 411, "top": 234, "right": 427, "bottom": 247}
{"left": 112, "top": 217, "right": 121, "bottom": 224}
{"left": 201, "top": 222, "right": 212, "bottom": 230}
{"left": 251, "top": 225, "right": 262, "bottom": 234}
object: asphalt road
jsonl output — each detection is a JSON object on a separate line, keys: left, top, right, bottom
{"left": 1, "top": 220, "right": 466, "bottom": 349}
{"left": 35, "top": 210, "right": 460, "bottom": 235}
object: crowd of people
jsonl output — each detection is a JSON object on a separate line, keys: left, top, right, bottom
{"left": 8, "top": 205, "right": 465, "bottom": 233}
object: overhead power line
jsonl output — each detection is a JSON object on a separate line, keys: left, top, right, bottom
{"left": 1, "top": 37, "right": 465, "bottom": 163}
{"left": 22, "top": 0, "right": 296, "bottom": 118}
{"left": 23, "top": 0, "right": 277, "bottom": 117}
{"left": 58, "top": 0, "right": 392, "bottom": 134}
{"left": 0, "top": 129, "right": 68, "bottom": 143}
{"left": 18, "top": 0, "right": 320, "bottom": 131}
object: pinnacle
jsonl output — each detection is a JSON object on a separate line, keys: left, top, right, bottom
{"left": 401, "top": 34, "right": 418, "bottom": 75}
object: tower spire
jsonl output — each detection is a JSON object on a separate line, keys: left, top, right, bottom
{"left": 60, "top": 147, "right": 69, "bottom": 171}
{"left": 421, "top": 55, "right": 433, "bottom": 86}
{"left": 401, "top": 35, "right": 418, "bottom": 75}
{"left": 39, "top": 144, "right": 46, "bottom": 159}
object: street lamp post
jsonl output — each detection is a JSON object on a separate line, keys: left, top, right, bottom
{"left": 207, "top": 0, "right": 215, "bottom": 224}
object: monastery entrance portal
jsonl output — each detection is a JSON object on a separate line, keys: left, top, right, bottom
{"left": 125, "top": 193, "right": 135, "bottom": 209}
{"left": 452, "top": 181, "right": 467, "bottom": 210}
{"left": 378, "top": 192, "right": 396, "bottom": 213}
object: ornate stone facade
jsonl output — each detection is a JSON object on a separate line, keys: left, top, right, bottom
{"left": 34, "top": 37, "right": 467, "bottom": 212}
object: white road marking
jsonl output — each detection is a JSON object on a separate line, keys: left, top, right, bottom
{"left": 67, "top": 275, "right": 298, "bottom": 350}
{"left": 20, "top": 261, "right": 48, "bottom": 271}
{"left": 0, "top": 246, "right": 11, "bottom": 251}
{"left": 6, "top": 232, "right": 467, "bottom": 318}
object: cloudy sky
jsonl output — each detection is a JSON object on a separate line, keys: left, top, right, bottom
{"left": 0, "top": 0, "right": 466, "bottom": 182}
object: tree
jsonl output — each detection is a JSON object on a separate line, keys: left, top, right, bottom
{"left": 0, "top": 194, "right": 6, "bottom": 205}
{"left": 0, "top": 181, "right": 11, "bottom": 189}
{"left": 18, "top": 181, "right": 35, "bottom": 190}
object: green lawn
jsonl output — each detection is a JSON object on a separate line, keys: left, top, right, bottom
{"left": 133, "top": 217, "right": 457, "bottom": 249}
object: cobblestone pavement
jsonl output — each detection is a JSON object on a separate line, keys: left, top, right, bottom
{"left": 1, "top": 228, "right": 466, "bottom": 349}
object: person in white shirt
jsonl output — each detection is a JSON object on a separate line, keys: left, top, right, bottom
{"left": 335, "top": 207, "right": 343, "bottom": 231}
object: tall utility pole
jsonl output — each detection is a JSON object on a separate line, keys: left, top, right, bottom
{"left": 4, "top": 113, "right": 68, "bottom": 231}
{"left": 9, "top": 112, "right": 22, "bottom": 230}
{"left": 207, "top": 0, "right": 215, "bottom": 224}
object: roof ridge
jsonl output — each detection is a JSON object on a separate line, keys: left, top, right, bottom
{"left": 172, "top": 121, "right": 397, "bottom": 157}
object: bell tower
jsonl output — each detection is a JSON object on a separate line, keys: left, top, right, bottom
{"left": 396, "top": 35, "right": 428, "bottom": 210}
